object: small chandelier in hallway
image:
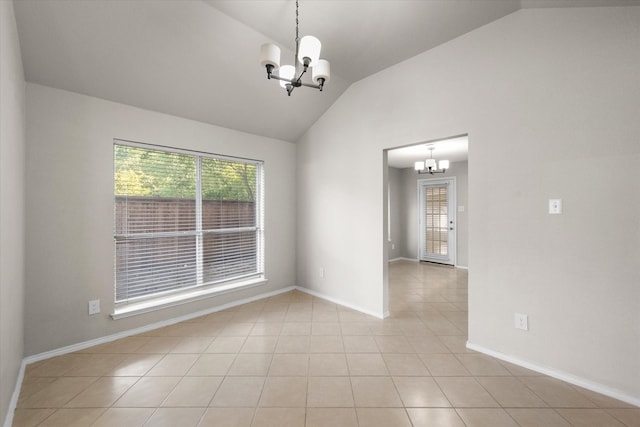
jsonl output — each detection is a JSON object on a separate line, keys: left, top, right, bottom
{"left": 259, "top": 0, "right": 330, "bottom": 96}
{"left": 415, "top": 147, "right": 449, "bottom": 175}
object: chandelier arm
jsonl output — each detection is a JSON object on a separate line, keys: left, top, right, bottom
{"left": 270, "top": 74, "right": 322, "bottom": 88}
{"left": 269, "top": 75, "right": 293, "bottom": 83}
{"left": 294, "top": 68, "right": 307, "bottom": 85}
{"left": 268, "top": 74, "right": 323, "bottom": 91}
{"left": 299, "top": 81, "right": 322, "bottom": 89}
{"left": 270, "top": 75, "right": 321, "bottom": 88}
{"left": 417, "top": 169, "right": 446, "bottom": 175}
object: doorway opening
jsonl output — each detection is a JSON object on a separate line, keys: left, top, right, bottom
{"left": 383, "top": 134, "right": 468, "bottom": 315}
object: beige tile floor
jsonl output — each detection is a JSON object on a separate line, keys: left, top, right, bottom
{"left": 12, "top": 261, "right": 639, "bottom": 426}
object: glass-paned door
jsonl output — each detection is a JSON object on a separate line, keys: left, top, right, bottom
{"left": 419, "top": 178, "right": 456, "bottom": 265}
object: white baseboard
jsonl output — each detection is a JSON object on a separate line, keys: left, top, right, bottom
{"left": 295, "top": 286, "right": 386, "bottom": 319}
{"left": 3, "top": 360, "right": 26, "bottom": 427}
{"left": 466, "top": 341, "right": 640, "bottom": 408}
{"left": 23, "top": 285, "right": 295, "bottom": 365}
{"left": 4, "top": 284, "right": 291, "bottom": 426}
{"left": 22, "top": 284, "right": 380, "bottom": 365}
{"left": 21, "top": 283, "right": 379, "bottom": 366}
{"left": 455, "top": 265, "right": 469, "bottom": 270}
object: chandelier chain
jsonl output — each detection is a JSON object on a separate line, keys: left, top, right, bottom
{"left": 295, "top": 0, "right": 299, "bottom": 44}
{"left": 295, "top": 0, "right": 300, "bottom": 64}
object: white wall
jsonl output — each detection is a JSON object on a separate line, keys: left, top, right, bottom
{"left": 25, "top": 83, "right": 297, "bottom": 356}
{"left": 399, "top": 161, "right": 468, "bottom": 267}
{"left": 0, "top": 0, "right": 26, "bottom": 424}
{"left": 297, "top": 7, "right": 640, "bottom": 402}
{"left": 296, "top": 112, "right": 387, "bottom": 317}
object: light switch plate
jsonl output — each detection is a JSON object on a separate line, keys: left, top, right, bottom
{"left": 88, "top": 299, "right": 100, "bottom": 315}
{"left": 548, "top": 199, "right": 562, "bottom": 214}
{"left": 515, "top": 313, "right": 529, "bottom": 331}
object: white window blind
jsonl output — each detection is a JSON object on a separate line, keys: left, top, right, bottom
{"left": 114, "top": 141, "right": 264, "bottom": 304}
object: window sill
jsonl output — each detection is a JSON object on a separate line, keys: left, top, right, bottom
{"left": 110, "top": 277, "right": 268, "bottom": 320}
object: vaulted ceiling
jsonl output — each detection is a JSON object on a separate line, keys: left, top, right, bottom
{"left": 13, "top": 0, "right": 639, "bottom": 142}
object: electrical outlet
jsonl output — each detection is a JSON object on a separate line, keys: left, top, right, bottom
{"left": 548, "top": 199, "right": 562, "bottom": 214}
{"left": 391, "top": 243, "right": 395, "bottom": 250}
{"left": 88, "top": 299, "right": 100, "bottom": 315}
{"left": 515, "top": 313, "right": 528, "bottom": 331}
{"left": 320, "top": 268, "right": 325, "bottom": 279}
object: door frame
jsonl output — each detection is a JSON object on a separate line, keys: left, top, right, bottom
{"left": 417, "top": 176, "right": 457, "bottom": 265}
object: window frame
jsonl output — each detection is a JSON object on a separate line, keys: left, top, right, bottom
{"left": 112, "top": 139, "right": 265, "bottom": 318}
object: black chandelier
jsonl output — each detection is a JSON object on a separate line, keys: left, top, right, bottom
{"left": 259, "top": 0, "right": 330, "bottom": 96}
{"left": 415, "top": 147, "right": 450, "bottom": 175}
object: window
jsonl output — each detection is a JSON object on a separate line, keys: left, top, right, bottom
{"left": 424, "top": 184, "right": 449, "bottom": 256}
{"left": 114, "top": 141, "right": 264, "bottom": 307}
